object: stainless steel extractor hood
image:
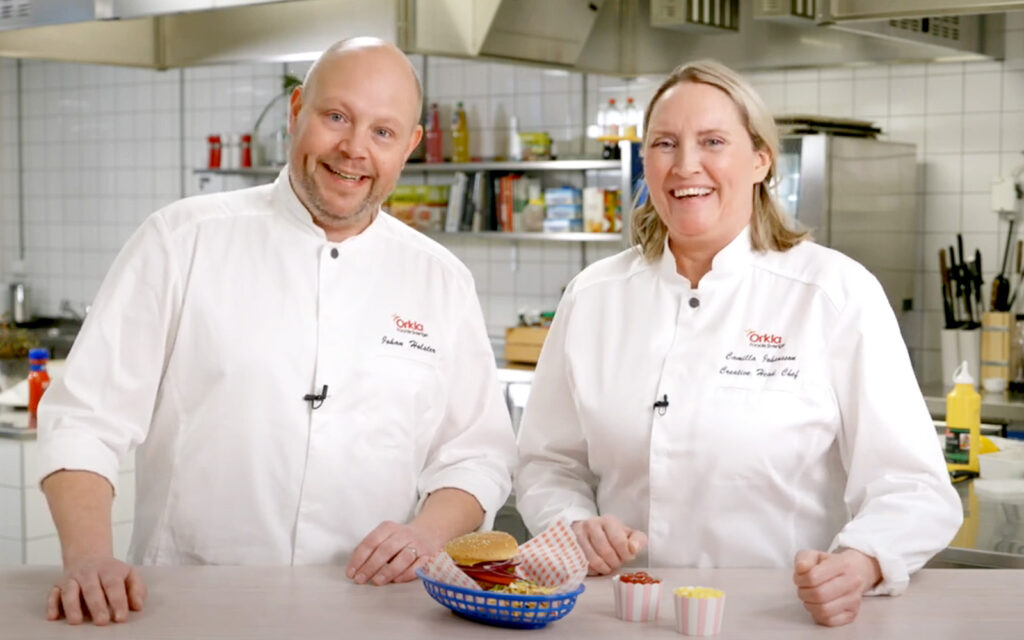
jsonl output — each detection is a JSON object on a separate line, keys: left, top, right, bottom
{"left": 0, "top": 0, "right": 1018, "bottom": 72}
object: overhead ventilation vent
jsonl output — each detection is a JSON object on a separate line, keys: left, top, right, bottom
{"left": 753, "top": 0, "right": 816, "bottom": 25}
{"left": 0, "top": 0, "right": 32, "bottom": 29}
{"left": 650, "top": 0, "right": 739, "bottom": 33}
{"left": 888, "top": 16, "right": 962, "bottom": 43}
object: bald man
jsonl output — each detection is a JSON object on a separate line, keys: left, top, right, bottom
{"left": 37, "top": 38, "right": 516, "bottom": 625}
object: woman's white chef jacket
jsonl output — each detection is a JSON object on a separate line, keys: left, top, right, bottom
{"left": 515, "top": 227, "right": 962, "bottom": 595}
{"left": 38, "top": 169, "right": 515, "bottom": 565}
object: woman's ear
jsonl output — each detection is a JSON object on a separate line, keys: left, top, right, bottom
{"left": 752, "top": 147, "right": 771, "bottom": 184}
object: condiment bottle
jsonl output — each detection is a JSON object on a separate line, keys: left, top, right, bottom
{"left": 27, "top": 347, "right": 51, "bottom": 430}
{"left": 425, "top": 103, "right": 443, "bottom": 163}
{"left": 944, "top": 360, "right": 981, "bottom": 476}
{"left": 207, "top": 135, "right": 222, "bottom": 169}
{"left": 451, "top": 101, "right": 470, "bottom": 163}
{"left": 240, "top": 133, "right": 253, "bottom": 168}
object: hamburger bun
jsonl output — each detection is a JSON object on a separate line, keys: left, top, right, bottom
{"left": 444, "top": 531, "right": 518, "bottom": 566}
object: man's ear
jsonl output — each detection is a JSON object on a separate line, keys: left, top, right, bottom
{"left": 406, "top": 124, "right": 424, "bottom": 160}
{"left": 288, "top": 86, "right": 304, "bottom": 135}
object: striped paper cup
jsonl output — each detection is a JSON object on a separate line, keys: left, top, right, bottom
{"left": 673, "top": 586, "right": 725, "bottom": 636}
{"left": 611, "top": 575, "right": 661, "bottom": 622}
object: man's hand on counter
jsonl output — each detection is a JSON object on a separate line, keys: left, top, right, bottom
{"left": 571, "top": 514, "right": 648, "bottom": 576}
{"left": 792, "top": 548, "right": 882, "bottom": 627}
{"left": 47, "top": 555, "right": 146, "bottom": 625}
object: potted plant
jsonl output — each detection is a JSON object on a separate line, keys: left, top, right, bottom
{"left": 0, "top": 313, "right": 37, "bottom": 392}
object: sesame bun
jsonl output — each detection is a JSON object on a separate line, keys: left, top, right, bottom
{"left": 444, "top": 531, "right": 518, "bottom": 566}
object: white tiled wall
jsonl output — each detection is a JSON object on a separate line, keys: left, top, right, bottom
{"left": 1, "top": 16, "right": 1023, "bottom": 383}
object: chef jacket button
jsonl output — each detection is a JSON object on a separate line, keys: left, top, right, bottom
{"left": 330, "top": 248, "right": 339, "bottom": 259}
{"left": 688, "top": 297, "right": 700, "bottom": 308}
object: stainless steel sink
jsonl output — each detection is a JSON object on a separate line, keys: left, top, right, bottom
{"left": 17, "top": 317, "right": 82, "bottom": 360}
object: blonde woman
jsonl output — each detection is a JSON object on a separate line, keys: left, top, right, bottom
{"left": 514, "top": 60, "right": 961, "bottom": 627}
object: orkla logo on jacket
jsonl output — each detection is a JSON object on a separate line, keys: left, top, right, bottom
{"left": 745, "top": 329, "right": 785, "bottom": 348}
{"left": 392, "top": 314, "right": 428, "bottom": 337}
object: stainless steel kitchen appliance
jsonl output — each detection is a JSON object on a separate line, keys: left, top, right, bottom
{"left": 8, "top": 283, "right": 30, "bottom": 324}
{"left": 775, "top": 133, "right": 918, "bottom": 316}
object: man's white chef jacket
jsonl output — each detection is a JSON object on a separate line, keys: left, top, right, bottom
{"left": 515, "top": 227, "right": 962, "bottom": 595}
{"left": 38, "top": 169, "right": 515, "bottom": 565}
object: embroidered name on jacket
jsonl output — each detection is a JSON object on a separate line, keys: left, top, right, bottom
{"left": 719, "top": 330, "right": 800, "bottom": 380}
{"left": 382, "top": 313, "right": 438, "bottom": 355}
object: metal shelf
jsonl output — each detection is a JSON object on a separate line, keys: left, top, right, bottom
{"left": 195, "top": 167, "right": 281, "bottom": 177}
{"left": 194, "top": 159, "right": 620, "bottom": 177}
{"left": 427, "top": 231, "right": 622, "bottom": 243}
{"left": 404, "top": 159, "right": 620, "bottom": 172}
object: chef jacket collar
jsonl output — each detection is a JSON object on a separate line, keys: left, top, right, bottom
{"left": 271, "top": 165, "right": 386, "bottom": 245}
{"left": 655, "top": 225, "right": 754, "bottom": 287}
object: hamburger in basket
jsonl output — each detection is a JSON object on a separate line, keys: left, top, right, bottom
{"left": 421, "top": 519, "right": 588, "bottom": 594}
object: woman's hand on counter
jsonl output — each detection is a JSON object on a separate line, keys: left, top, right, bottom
{"left": 571, "top": 515, "right": 648, "bottom": 575}
{"left": 345, "top": 521, "right": 439, "bottom": 586}
{"left": 792, "top": 548, "right": 882, "bottom": 627}
{"left": 47, "top": 555, "right": 146, "bottom": 625}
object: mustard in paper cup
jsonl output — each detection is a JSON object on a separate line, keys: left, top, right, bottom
{"left": 673, "top": 586, "right": 725, "bottom": 636}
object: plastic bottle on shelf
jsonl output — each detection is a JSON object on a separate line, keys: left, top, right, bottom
{"left": 452, "top": 101, "right": 470, "bottom": 163}
{"left": 426, "top": 103, "right": 443, "bottom": 163}
{"left": 944, "top": 360, "right": 981, "bottom": 476}
{"left": 624, "top": 97, "right": 643, "bottom": 140}
{"left": 508, "top": 115, "right": 523, "bottom": 161}
{"left": 27, "top": 347, "right": 50, "bottom": 430}
{"left": 604, "top": 98, "right": 621, "bottom": 138}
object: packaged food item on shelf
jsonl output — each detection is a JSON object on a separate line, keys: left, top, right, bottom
{"left": 542, "top": 218, "right": 582, "bottom": 233}
{"left": 384, "top": 185, "right": 450, "bottom": 232}
{"left": 519, "top": 132, "right": 552, "bottom": 160}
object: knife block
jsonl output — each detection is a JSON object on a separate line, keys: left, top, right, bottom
{"left": 981, "top": 312, "right": 1011, "bottom": 388}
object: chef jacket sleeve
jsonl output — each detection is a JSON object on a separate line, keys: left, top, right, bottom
{"left": 37, "top": 212, "right": 181, "bottom": 494}
{"left": 415, "top": 281, "right": 516, "bottom": 530}
{"left": 827, "top": 267, "right": 962, "bottom": 596}
{"left": 514, "top": 284, "right": 601, "bottom": 536}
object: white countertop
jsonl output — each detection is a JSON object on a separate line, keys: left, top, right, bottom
{"left": 1, "top": 566, "right": 1021, "bottom": 638}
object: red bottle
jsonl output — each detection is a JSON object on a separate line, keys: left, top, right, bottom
{"left": 207, "top": 135, "right": 222, "bottom": 169}
{"left": 27, "top": 348, "right": 50, "bottom": 430}
{"left": 425, "top": 103, "right": 443, "bottom": 163}
{"left": 240, "top": 134, "right": 253, "bottom": 168}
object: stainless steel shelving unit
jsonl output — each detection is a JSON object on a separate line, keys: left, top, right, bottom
{"left": 193, "top": 142, "right": 637, "bottom": 249}
{"left": 427, "top": 231, "right": 621, "bottom": 243}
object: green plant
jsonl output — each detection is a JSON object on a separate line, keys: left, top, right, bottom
{"left": 0, "top": 313, "right": 37, "bottom": 359}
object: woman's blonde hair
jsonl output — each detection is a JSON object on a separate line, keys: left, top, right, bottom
{"left": 630, "top": 59, "right": 809, "bottom": 261}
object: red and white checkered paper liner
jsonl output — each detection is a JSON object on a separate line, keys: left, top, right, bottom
{"left": 421, "top": 519, "right": 588, "bottom": 594}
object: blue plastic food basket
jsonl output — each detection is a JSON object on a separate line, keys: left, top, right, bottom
{"left": 416, "top": 569, "right": 586, "bottom": 629}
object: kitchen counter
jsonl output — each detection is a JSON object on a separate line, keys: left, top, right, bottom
{"left": 2, "top": 566, "right": 1023, "bottom": 638}
{"left": 921, "top": 384, "right": 1024, "bottom": 426}
{"left": 933, "top": 478, "right": 1024, "bottom": 569}
{"left": 0, "top": 408, "right": 32, "bottom": 439}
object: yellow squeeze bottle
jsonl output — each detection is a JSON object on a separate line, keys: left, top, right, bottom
{"left": 945, "top": 360, "right": 981, "bottom": 476}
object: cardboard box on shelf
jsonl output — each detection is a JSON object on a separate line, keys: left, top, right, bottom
{"left": 505, "top": 326, "right": 549, "bottom": 365}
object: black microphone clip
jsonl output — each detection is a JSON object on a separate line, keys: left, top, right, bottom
{"left": 653, "top": 394, "right": 669, "bottom": 416}
{"left": 303, "top": 384, "right": 328, "bottom": 410}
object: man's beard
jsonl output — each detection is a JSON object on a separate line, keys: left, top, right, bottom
{"left": 300, "top": 168, "right": 381, "bottom": 229}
